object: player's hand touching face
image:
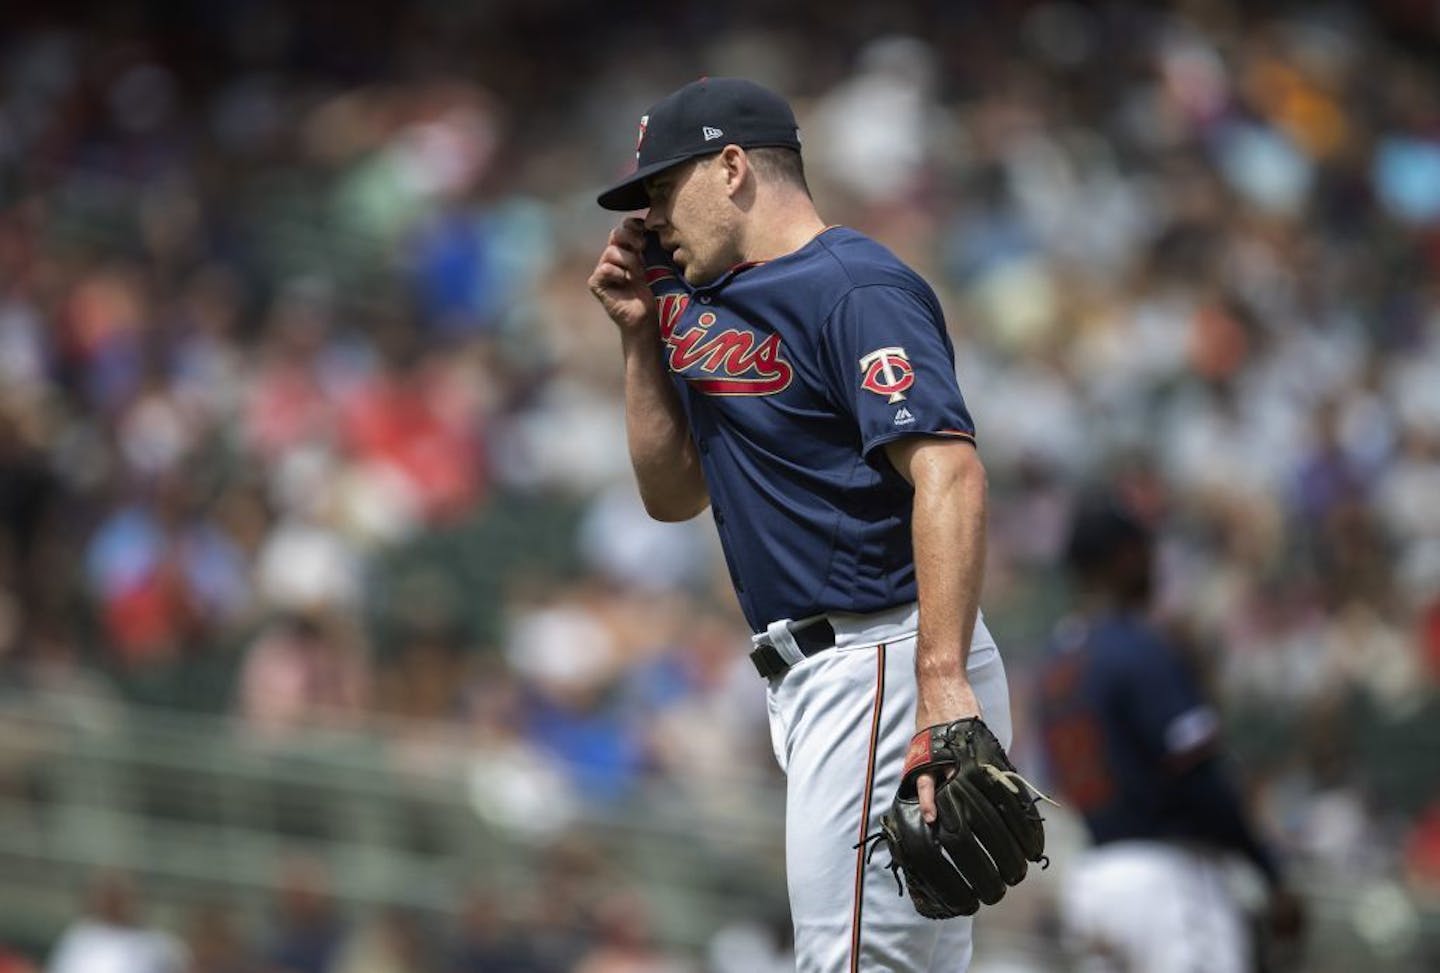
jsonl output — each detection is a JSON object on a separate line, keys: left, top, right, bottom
{"left": 588, "top": 217, "right": 656, "bottom": 333}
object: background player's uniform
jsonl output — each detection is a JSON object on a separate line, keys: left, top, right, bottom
{"left": 645, "top": 227, "right": 1007, "bottom": 972}
{"left": 1037, "top": 613, "right": 1278, "bottom": 973}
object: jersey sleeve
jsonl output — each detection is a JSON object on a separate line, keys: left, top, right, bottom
{"left": 819, "top": 284, "right": 976, "bottom": 464}
{"left": 1120, "top": 635, "right": 1220, "bottom": 770}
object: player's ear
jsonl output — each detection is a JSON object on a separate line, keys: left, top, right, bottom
{"left": 719, "top": 144, "right": 749, "bottom": 200}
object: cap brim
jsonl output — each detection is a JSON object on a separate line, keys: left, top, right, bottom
{"left": 596, "top": 155, "right": 693, "bottom": 211}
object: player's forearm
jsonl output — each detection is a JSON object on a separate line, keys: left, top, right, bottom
{"left": 621, "top": 330, "right": 709, "bottom": 521}
{"left": 909, "top": 444, "right": 987, "bottom": 724}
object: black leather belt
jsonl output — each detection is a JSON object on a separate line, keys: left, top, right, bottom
{"left": 749, "top": 618, "right": 837, "bottom": 678}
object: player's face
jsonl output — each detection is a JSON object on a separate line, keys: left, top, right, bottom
{"left": 644, "top": 157, "right": 742, "bottom": 286}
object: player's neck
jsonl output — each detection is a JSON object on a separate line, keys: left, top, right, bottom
{"left": 739, "top": 197, "right": 829, "bottom": 265}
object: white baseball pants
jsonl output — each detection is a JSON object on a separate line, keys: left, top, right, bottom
{"left": 1059, "top": 840, "right": 1250, "bottom": 973}
{"left": 764, "top": 602, "right": 1009, "bottom": 973}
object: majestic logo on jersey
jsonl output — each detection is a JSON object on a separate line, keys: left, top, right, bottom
{"left": 635, "top": 114, "right": 649, "bottom": 160}
{"left": 656, "top": 296, "right": 793, "bottom": 395}
{"left": 859, "top": 346, "right": 915, "bottom": 403}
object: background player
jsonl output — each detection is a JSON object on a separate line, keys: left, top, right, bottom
{"left": 1037, "top": 491, "right": 1305, "bottom": 972}
{"left": 587, "top": 77, "right": 1036, "bottom": 971}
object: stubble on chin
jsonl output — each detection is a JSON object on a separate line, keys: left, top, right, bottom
{"left": 681, "top": 258, "right": 716, "bottom": 287}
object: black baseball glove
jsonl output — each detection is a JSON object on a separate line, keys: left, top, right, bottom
{"left": 865, "top": 717, "right": 1051, "bottom": 919}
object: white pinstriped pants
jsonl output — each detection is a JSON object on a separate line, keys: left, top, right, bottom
{"left": 765, "top": 602, "right": 1010, "bottom": 973}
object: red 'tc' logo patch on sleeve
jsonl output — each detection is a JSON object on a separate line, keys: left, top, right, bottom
{"left": 859, "top": 346, "right": 915, "bottom": 403}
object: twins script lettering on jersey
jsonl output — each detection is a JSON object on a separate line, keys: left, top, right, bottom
{"left": 657, "top": 293, "right": 794, "bottom": 395}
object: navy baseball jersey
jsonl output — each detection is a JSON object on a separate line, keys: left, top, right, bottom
{"left": 644, "top": 227, "right": 976, "bottom": 631}
{"left": 1035, "top": 613, "right": 1222, "bottom": 846}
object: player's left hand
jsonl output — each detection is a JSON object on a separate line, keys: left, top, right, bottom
{"left": 914, "top": 678, "right": 983, "bottom": 824}
{"left": 866, "top": 717, "right": 1051, "bottom": 919}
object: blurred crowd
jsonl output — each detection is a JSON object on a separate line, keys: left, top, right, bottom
{"left": 16, "top": 862, "right": 788, "bottom": 973}
{"left": 2, "top": 0, "right": 1440, "bottom": 968}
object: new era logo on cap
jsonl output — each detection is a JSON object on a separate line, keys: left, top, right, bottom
{"left": 597, "top": 78, "right": 803, "bottom": 211}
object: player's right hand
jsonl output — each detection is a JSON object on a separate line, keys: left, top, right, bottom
{"left": 588, "top": 217, "right": 656, "bottom": 334}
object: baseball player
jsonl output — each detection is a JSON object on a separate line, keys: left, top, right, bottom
{"left": 1037, "top": 493, "right": 1304, "bottom": 972}
{"left": 588, "top": 78, "right": 1045, "bottom": 973}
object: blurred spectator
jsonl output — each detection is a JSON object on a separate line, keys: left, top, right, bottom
{"left": 182, "top": 905, "right": 255, "bottom": 973}
{"left": 500, "top": 585, "right": 655, "bottom": 801}
{"left": 448, "top": 890, "right": 554, "bottom": 973}
{"left": 637, "top": 608, "right": 774, "bottom": 812}
{"left": 577, "top": 484, "right": 712, "bottom": 595}
{"left": 241, "top": 293, "right": 342, "bottom": 466}
{"left": 338, "top": 330, "right": 486, "bottom": 528}
{"left": 808, "top": 35, "right": 948, "bottom": 211}
{"left": 260, "top": 859, "right": 345, "bottom": 973}
{"left": 461, "top": 658, "right": 583, "bottom": 840}
{"left": 376, "top": 627, "right": 467, "bottom": 725}
{"left": 85, "top": 473, "right": 251, "bottom": 667}
{"left": 572, "top": 890, "right": 693, "bottom": 973}
{"left": 237, "top": 611, "right": 371, "bottom": 742}
{"left": 252, "top": 509, "right": 364, "bottom": 617}
{"left": 331, "top": 908, "right": 434, "bottom": 973}
{"left": 46, "top": 871, "right": 185, "bottom": 973}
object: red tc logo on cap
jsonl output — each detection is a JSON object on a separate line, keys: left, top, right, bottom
{"left": 635, "top": 114, "right": 649, "bottom": 161}
{"left": 860, "top": 346, "right": 915, "bottom": 403}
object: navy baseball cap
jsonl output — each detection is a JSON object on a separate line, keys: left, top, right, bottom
{"left": 597, "top": 77, "right": 802, "bottom": 211}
